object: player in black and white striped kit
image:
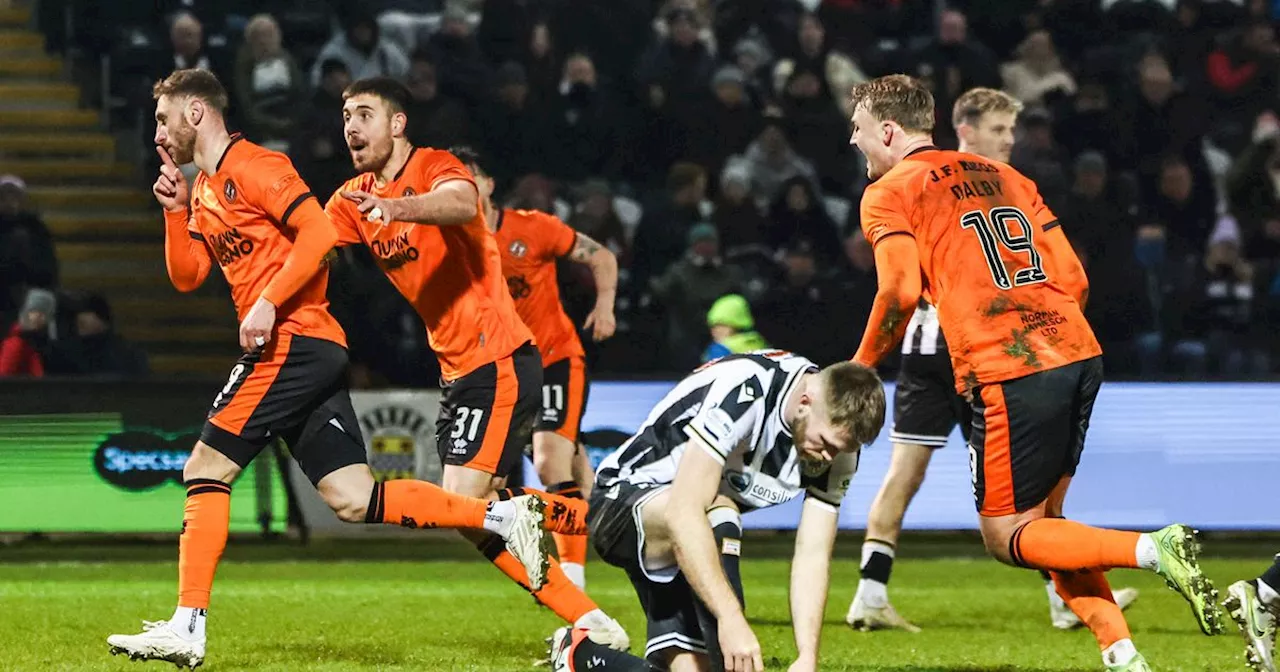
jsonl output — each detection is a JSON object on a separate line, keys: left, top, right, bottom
{"left": 846, "top": 87, "right": 1137, "bottom": 633}
{"left": 546, "top": 352, "right": 886, "bottom": 672}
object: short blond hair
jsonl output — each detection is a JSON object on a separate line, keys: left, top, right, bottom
{"left": 952, "top": 87, "right": 1023, "bottom": 130}
{"left": 818, "top": 362, "right": 886, "bottom": 445}
{"left": 848, "top": 74, "right": 935, "bottom": 134}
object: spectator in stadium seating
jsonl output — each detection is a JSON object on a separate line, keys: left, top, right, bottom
{"left": 524, "top": 22, "right": 560, "bottom": 104}
{"left": 712, "top": 162, "right": 769, "bottom": 250}
{"left": 1162, "top": 0, "right": 1217, "bottom": 84}
{"left": 0, "top": 288, "right": 55, "bottom": 377}
{"left": 1205, "top": 19, "right": 1280, "bottom": 152}
{"left": 689, "top": 66, "right": 763, "bottom": 185}
{"left": 1115, "top": 53, "right": 1210, "bottom": 175}
{"left": 477, "top": 0, "right": 539, "bottom": 67}
{"left": 1010, "top": 107, "right": 1070, "bottom": 210}
{"left": 757, "top": 237, "right": 845, "bottom": 365}
{"left": 1053, "top": 79, "right": 1121, "bottom": 163}
{"left": 45, "top": 293, "right": 149, "bottom": 379}
{"left": 1169, "top": 227, "right": 1271, "bottom": 377}
{"left": 403, "top": 52, "right": 470, "bottom": 149}
{"left": 1147, "top": 154, "right": 1218, "bottom": 264}
{"left": 310, "top": 10, "right": 410, "bottom": 88}
{"left": 160, "top": 12, "right": 228, "bottom": 80}
{"left": 650, "top": 223, "right": 745, "bottom": 369}
{"left": 909, "top": 9, "right": 1002, "bottom": 147}
{"left": 1000, "top": 30, "right": 1076, "bottom": 105}
{"left": 0, "top": 175, "right": 57, "bottom": 329}
{"left": 544, "top": 0, "right": 651, "bottom": 86}
{"left": 478, "top": 62, "right": 554, "bottom": 186}
{"left": 732, "top": 35, "right": 774, "bottom": 106}
{"left": 772, "top": 13, "right": 867, "bottom": 116}
{"left": 568, "top": 180, "right": 630, "bottom": 263}
{"left": 702, "top": 293, "right": 769, "bottom": 363}
{"left": 631, "top": 162, "right": 708, "bottom": 291}
{"left": 707, "top": 0, "right": 798, "bottom": 64}
{"left": 777, "top": 63, "right": 857, "bottom": 194}
{"left": 423, "top": 5, "right": 493, "bottom": 106}
{"left": 1226, "top": 115, "right": 1280, "bottom": 258}
{"left": 767, "top": 176, "right": 843, "bottom": 266}
{"left": 726, "top": 110, "right": 819, "bottom": 206}
{"left": 1062, "top": 152, "right": 1131, "bottom": 262}
{"left": 637, "top": 6, "right": 717, "bottom": 123}
{"left": 291, "top": 60, "right": 352, "bottom": 203}
{"left": 829, "top": 232, "right": 877, "bottom": 358}
{"left": 233, "top": 14, "right": 304, "bottom": 152}
{"left": 549, "top": 52, "right": 621, "bottom": 181}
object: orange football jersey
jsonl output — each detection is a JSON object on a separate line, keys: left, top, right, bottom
{"left": 187, "top": 136, "right": 345, "bottom": 346}
{"left": 324, "top": 147, "right": 533, "bottom": 382}
{"left": 860, "top": 148, "right": 1101, "bottom": 393}
{"left": 492, "top": 208, "right": 584, "bottom": 366}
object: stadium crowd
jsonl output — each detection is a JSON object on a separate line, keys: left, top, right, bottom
{"left": 4, "top": 0, "right": 1280, "bottom": 383}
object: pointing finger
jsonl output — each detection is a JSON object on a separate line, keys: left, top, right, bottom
{"left": 156, "top": 145, "right": 178, "bottom": 170}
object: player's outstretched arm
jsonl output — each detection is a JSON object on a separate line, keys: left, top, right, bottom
{"left": 852, "top": 234, "right": 921, "bottom": 367}
{"left": 1040, "top": 224, "right": 1089, "bottom": 308}
{"left": 787, "top": 498, "right": 840, "bottom": 672}
{"left": 343, "top": 179, "right": 479, "bottom": 227}
{"left": 566, "top": 232, "right": 618, "bottom": 341}
{"left": 668, "top": 442, "right": 764, "bottom": 672}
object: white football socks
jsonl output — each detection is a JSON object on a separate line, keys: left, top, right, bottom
{"left": 561, "top": 562, "right": 586, "bottom": 590}
{"left": 1134, "top": 534, "right": 1159, "bottom": 571}
{"left": 1102, "top": 638, "right": 1137, "bottom": 666}
{"left": 482, "top": 500, "right": 516, "bottom": 537}
{"left": 1258, "top": 578, "right": 1280, "bottom": 609}
{"left": 857, "top": 541, "right": 896, "bottom": 608}
{"left": 168, "top": 606, "right": 206, "bottom": 642}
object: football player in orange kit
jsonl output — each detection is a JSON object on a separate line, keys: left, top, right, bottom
{"left": 323, "top": 77, "right": 628, "bottom": 648}
{"left": 846, "top": 74, "right": 1221, "bottom": 671}
{"left": 847, "top": 87, "right": 1137, "bottom": 632}
{"left": 451, "top": 145, "right": 619, "bottom": 590}
{"left": 106, "top": 69, "right": 551, "bottom": 669}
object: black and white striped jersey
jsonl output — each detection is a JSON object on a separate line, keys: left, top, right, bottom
{"left": 594, "top": 350, "right": 859, "bottom": 513}
{"left": 901, "top": 300, "right": 948, "bottom": 356}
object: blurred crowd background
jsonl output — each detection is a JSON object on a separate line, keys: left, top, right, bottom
{"left": 3, "top": 0, "right": 1280, "bottom": 385}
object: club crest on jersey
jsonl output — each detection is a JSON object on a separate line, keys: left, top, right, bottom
{"left": 403, "top": 186, "right": 416, "bottom": 197}
{"left": 223, "top": 179, "right": 238, "bottom": 203}
{"left": 509, "top": 240, "right": 528, "bottom": 258}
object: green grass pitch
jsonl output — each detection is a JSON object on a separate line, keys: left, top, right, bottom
{"left": 0, "top": 535, "right": 1264, "bottom": 671}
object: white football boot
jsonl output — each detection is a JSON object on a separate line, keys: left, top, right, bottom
{"left": 107, "top": 620, "right": 205, "bottom": 669}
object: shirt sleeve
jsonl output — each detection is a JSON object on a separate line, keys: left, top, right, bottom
{"left": 1017, "top": 171, "right": 1059, "bottom": 231}
{"left": 683, "top": 366, "right": 765, "bottom": 464}
{"left": 860, "top": 182, "right": 914, "bottom": 245}
{"left": 241, "top": 153, "right": 316, "bottom": 230}
{"left": 541, "top": 213, "right": 577, "bottom": 260}
{"left": 323, "top": 187, "right": 366, "bottom": 246}
{"left": 416, "top": 149, "right": 478, "bottom": 193}
{"left": 801, "top": 450, "right": 860, "bottom": 510}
